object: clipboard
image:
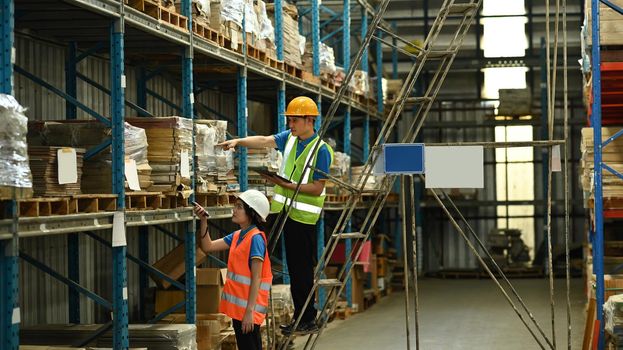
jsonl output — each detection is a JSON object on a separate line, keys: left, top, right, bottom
{"left": 251, "top": 167, "right": 293, "bottom": 184}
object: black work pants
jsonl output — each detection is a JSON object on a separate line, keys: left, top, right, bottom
{"left": 232, "top": 319, "right": 262, "bottom": 350}
{"left": 283, "top": 216, "right": 317, "bottom": 323}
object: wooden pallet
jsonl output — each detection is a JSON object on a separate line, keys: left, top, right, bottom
{"left": 267, "top": 57, "right": 284, "bottom": 70}
{"left": 161, "top": 193, "right": 190, "bottom": 209}
{"left": 192, "top": 22, "right": 220, "bottom": 44}
{"left": 321, "top": 77, "right": 336, "bottom": 92}
{"left": 194, "top": 193, "right": 220, "bottom": 207}
{"left": 246, "top": 45, "right": 267, "bottom": 63}
{"left": 71, "top": 194, "right": 117, "bottom": 213}
{"left": 221, "top": 36, "right": 243, "bottom": 54}
{"left": 10, "top": 197, "right": 73, "bottom": 217}
{"left": 325, "top": 194, "right": 351, "bottom": 203}
{"left": 125, "top": 191, "right": 162, "bottom": 210}
{"left": 127, "top": 0, "right": 188, "bottom": 31}
{"left": 0, "top": 186, "right": 33, "bottom": 201}
{"left": 284, "top": 62, "right": 303, "bottom": 79}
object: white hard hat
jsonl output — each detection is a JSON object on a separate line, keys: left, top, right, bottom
{"left": 237, "top": 189, "right": 270, "bottom": 222}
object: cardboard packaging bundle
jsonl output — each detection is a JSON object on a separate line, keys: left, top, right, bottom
{"left": 267, "top": 2, "right": 302, "bottom": 66}
{"left": 27, "top": 120, "right": 151, "bottom": 193}
{"left": 126, "top": 117, "right": 192, "bottom": 194}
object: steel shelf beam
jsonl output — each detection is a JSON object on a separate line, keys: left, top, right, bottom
{"left": 0, "top": 208, "right": 231, "bottom": 239}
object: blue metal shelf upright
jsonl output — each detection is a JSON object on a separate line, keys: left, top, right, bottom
{"left": 590, "top": 1, "right": 623, "bottom": 349}
{"left": 1, "top": 0, "right": 20, "bottom": 348}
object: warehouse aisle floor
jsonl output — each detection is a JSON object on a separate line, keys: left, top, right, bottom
{"left": 294, "top": 278, "right": 585, "bottom": 349}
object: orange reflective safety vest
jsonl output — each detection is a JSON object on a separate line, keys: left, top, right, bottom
{"left": 219, "top": 227, "right": 273, "bottom": 325}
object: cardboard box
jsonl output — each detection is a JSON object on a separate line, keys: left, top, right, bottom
{"left": 350, "top": 265, "right": 365, "bottom": 313}
{"left": 151, "top": 243, "right": 208, "bottom": 289}
{"left": 156, "top": 268, "right": 227, "bottom": 314}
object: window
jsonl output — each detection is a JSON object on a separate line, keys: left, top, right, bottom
{"left": 483, "top": 0, "right": 535, "bottom": 256}
{"left": 495, "top": 126, "right": 535, "bottom": 254}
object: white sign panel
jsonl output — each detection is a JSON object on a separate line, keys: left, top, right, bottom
{"left": 425, "top": 146, "right": 484, "bottom": 188}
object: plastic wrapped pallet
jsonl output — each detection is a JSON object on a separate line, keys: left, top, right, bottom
{"left": 350, "top": 70, "right": 370, "bottom": 96}
{"left": 255, "top": 0, "right": 275, "bottom": 53}
{"left": 605, "top": 294, "right": 623, "bottom": 337}
{"left": 331, "top": 152, "right": 351, "bottom": 179}
{"left": 246, "top": 148, "right": 282, "bottom": 196}
{"left": 220, "top": 0, "right": 243, "bottom": 26}
{"left": 243, "top": 0, "right": 260, "bottom": 44}
{"left": 0, "top": 94, "right": 33, "bottom": 196}
{"left": 302, "top": 41, "right": 336, "bottom": 75}
{"left": 195, "top": 121, "right": 235, "bottom": 194}
{"left": 97, "top": 324, "right": 197, "bottom": 350}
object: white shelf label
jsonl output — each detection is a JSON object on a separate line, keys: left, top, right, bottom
{"left": 121, "top": 75, "right": 127, "bottom": 88}
{"left": 552, "top": 145, "right": 561, "bottom": 172}
{"left": 181, "top": 150, "right": 190, "bottom": 178}
{"left": 190, "top": 93, "right": 195, "bottom": 104}
{"left": 112, "top": 212, "right": 127, "bottom": 247}
{"left": 57, "top": 148, "right": 78, "bottom": 184}
{"left": 12, "top": 307, "right": 20, "bottom": 324}
{"left": 123, "top": 287, "right": 128, "bottom": 300}
{"left": 124, "top": 158, "right": 141, "bottom": 191}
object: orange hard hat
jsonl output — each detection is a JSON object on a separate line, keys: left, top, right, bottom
{"left": 285, "top": 96, "right": 319, "bottom": 116}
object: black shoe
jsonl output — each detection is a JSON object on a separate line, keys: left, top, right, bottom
{"left": 280, "top": 321, "right": 295, "bottom": 333}
{"left": 294, "top": 321, "right": 318, "bottom": 335}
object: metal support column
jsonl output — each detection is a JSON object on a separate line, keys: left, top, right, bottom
{"left": 180, "top": 0, "right": 197, "bottom": 325}
{"left": 361, "top": 9, "right": 370, "bottom": 162}
{"left": 342, "top": 0, "right": 352, "bottom": 307}
{"left": 0, "top": 203, "right": 19, "bottom": 350}
{"left": 238, "top": 13, "right": 248, "bottom": 192}
{"left": 1, "top": 0, "right": 13, "bottom": 94}
{"left": 1, "top": 1, "right": 19, "bottom": 347}
{"left": 275, "top": 0, "right": 289, "bottom": 283}
{"left": 312, "top": 0, "right": 320, "bottom": 76}
{"left": 65, "top": 42, "right": 78, "bottom": 120}
{"left": 110, "top": 16, "right": 129, "bottom": 349}
{"left": 591, "top": 0, "right": 605, "bottom": 348}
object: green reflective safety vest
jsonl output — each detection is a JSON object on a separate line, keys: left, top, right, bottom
{"left": 270, "top": 133, "right": 334, "bottom": 225}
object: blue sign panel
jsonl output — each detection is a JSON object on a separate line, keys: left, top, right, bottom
{"left": 383, "top": 143, "right": 425, "bottom": 174}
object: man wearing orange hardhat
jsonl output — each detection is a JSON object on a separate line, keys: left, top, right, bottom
{"left": 218, "top": 96, "right": 334, "bottom": 334}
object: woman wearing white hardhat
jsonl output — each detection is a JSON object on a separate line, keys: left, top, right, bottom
{"left": 195, "top": 189, "right": 272, "bottom": 350}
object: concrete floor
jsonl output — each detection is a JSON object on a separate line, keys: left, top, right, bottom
{"left": 295, "top": 278, "right": 586, "bottom": 350}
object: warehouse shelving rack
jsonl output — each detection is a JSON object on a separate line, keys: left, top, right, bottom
{"left": 590, "top": 1, "right": 623, "bottom": 349}
{"left": 0, "top": 0, "right": 385, "bottom": 348}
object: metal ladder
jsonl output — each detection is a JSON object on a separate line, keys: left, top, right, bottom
{"left": 268, "top": 1, "right": 482, "bottom": 349}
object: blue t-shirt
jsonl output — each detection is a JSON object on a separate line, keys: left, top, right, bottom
{"left": 273, "top": 130, "right": 331, "bottom": 180}
{"left": 223, "top": 225, "right": 266, "bottom": 267}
